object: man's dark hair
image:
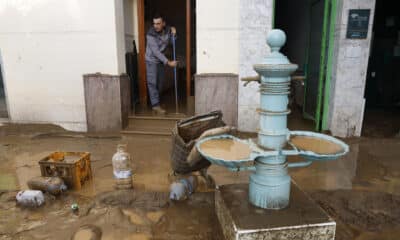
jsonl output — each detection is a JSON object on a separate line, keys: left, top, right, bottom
{"left": 153, "top": 13, "right": 165, "bottom": 22}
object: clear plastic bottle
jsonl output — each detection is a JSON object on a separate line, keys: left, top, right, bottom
{"left": 112, "top": 144, "right": 133, "bottom": 189}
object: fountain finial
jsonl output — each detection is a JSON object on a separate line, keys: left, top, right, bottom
{"left": 267, "top": 29, "right": 286, "bottom": 52}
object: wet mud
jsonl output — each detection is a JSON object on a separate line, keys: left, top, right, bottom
{"left": 200, "top": 138, "right": 252, "bottom": 160}
{"left": 362, "top": 108, "right": 400, "bottom": 138}
{"left": 312, "top": 190, "right": 400, "bottom": 240}
{"left": 290, "top": 135, "right": 343, "bottom": 154}
{"left": 1, "top": 123, "right": 400, "bottom": 239}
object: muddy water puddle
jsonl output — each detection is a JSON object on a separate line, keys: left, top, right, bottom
{"left": 290, "top": 135, "right": 343, "bottom": 154}
{"left": 200, "top": 139, "right": 252, "bottom": 160}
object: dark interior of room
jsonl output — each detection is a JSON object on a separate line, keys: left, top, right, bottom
{"left": 133, "top": 0, "right": 196, "bottom": 115}
{"left": 0, "top": 62, "right": 8, "bottom": 118}
{"left": 274, "top": 0, "right": 314, "bottom": 131}
{"left": 363, "top": 0, "right": 400, "bottom": 137}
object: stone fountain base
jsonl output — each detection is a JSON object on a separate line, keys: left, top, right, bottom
{"left": 215, "top": 182, "right": 335, "bottom": 240}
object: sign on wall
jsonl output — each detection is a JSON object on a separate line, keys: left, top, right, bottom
{"left": 346, "top": 9, "right": 371, "bottom": 39}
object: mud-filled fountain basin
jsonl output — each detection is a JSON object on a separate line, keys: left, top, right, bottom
{"left": 197, "top": 131, "right": 348, "bottom": 171}
{"left": 199, "top": 137, "right": 253, "bottom": 161}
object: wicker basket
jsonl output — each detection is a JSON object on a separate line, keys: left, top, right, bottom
{"left": 177, "top": 110, "right": 225, "bottom": 143}
{"left": 171, "top": 111, "right": 225, "bottom": 174}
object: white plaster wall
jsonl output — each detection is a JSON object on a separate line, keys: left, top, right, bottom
{"left": 196, "top": 0, "right": 273, "bottom": 132}
{"left": 238, "top": 0, "right": 274, "bottom": 132}
{"left": 0, "top": 0, "right": 124, "bottom": 131}
{"left": 196, "top": 0, "right": 240, "bottom": 74}
{"left": 328, "top": 0, "right": 376, "bottom": 137}
{"left": 123, "top": 0, "right": 139, "bottom": 53}
{"left": 115, "top": 0, "right": 126, "bottom": 74}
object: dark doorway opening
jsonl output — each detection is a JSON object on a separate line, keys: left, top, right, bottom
{"left": 363, "top": 1, "right": 400, "bottom": 137}
{"left": 135, "top": 0, "right": 196, "bottom": 116}
{"left": 275, "top": 0, "right": 336, "bottom": 132}
{"left": 274, "top": 0, "right": 315, "bottom": 131}
{"left": 0, "top": 61, "right": 8, "bottom": 118}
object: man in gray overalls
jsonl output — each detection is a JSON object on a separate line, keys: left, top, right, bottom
{"left": 145, "top": 13, "right": 177, "bottom": 114}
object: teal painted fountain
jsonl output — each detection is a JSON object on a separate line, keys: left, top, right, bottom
{"left": 196, "top": 29, "right": 349, "bottom": 210}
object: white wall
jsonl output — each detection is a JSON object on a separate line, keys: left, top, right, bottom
{"left": 115, "top": 0, "right": 126, "bottom": 75}
{"left": 0, "top": 0, "right": 124, "bottom": 131}
{"left": 123, "top": 0, "right": 139, "bottom": 53}
{"left": 328, "top": 0, "right": 376, "bottom": 137}
{"left": 196, "top": 0, "right": 240, "bottom": 74}
{"left": 196, "top": 0, "right": 274, "bottom": 132}
{"left": 238, "top": 0, "right": 274, "bottom": 132}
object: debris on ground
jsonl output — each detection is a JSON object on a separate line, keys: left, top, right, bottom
{"left": 16, "top": 190, "right": 45, "bottom": 207}
{"left": 38, "top": 151, "right": 92, "bottom": 190}
{"left": 169, "top": 175, "right": 198, "bottom": 201}
{"left": 27, "top": 176, "right": 67, "bottom": 195}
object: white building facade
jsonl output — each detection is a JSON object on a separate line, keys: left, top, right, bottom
{"left": 0, "top": 0, "right": 376, "bottom": 137}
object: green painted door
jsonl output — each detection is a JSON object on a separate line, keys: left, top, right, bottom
{"left": 304, "top": 0, "right": 336, "bottom": 131}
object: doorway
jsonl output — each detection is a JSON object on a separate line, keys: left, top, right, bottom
{"left": 0, "top": 61, "right": 8, "bottom": 118}
{"left": 136, "top": 0, "right": 196, "bottom": 116}
{"left": 363, "top": 1, "right": 400, "bottom": 137}
{"left": 274, "top": 0, "right": 337, "bottom": 131}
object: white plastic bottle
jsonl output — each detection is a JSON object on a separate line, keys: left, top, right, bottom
{"left": 16, "top": 190, "right": 45, "bottom": 207}
{"left": 112, "top": 144, "right": 133, "bottom": 189}
{"left": 169, "top": 175, "right": 198, "bottom": 200}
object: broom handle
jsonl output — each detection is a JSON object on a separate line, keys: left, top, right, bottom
{"left": 172, "top": 35, "right": 178, "bottom": 113}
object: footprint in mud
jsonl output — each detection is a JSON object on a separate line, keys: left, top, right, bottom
{"left": 71, "top": 224, "right": 102, "bottom": 240}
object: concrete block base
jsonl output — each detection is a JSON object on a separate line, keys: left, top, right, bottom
{"left": 194, "top": 73, "right": 238, "bottom": 127}
{"left": 215, "top": 183, "right": 336, "bottom": 240}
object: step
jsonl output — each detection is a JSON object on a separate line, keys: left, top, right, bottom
{"left": 122, "top": 123, "right": 173, "bottom": 135}
{"left": 122, "top": 114, "right": 187, "bottom": 136}
{"left": 120, "top": 129, "right": 172, "bottom": 136}
{"left": 128, "top": 115, "right": 184, "bottom": 127}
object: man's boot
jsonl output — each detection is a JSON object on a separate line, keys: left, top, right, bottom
{"left": 152, "top": 106, "right": 166, "bottom": 115}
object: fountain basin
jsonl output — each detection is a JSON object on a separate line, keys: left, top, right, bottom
{"left": 289, "top": 131, "right": 349, "bottom": 161}
{"left": 196, "top": 135, "right": 256, "bottom": 170}
{"left": 196, "top": 131, "right": 348, "bottom": 170}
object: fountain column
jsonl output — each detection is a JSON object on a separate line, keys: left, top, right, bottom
{"left": 249, "top": 29, "right": 298, "bottom": 209}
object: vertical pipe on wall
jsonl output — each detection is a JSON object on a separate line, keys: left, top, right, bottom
{"left": 322, "top": 0, "right": 337, "bottom": 130}
{"left": 186, "top": 0, "right": 191, "bottom": 97}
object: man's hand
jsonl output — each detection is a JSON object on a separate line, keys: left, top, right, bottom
{"left": 167, "top": 60, "right": 178, "bottom": 67}
{"left": 171, "top": 27, "right": 176, "bottom": 36}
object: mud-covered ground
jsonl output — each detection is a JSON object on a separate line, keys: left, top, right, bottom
{"left": 0, "top": 123, "right": 399, "bottom": 239}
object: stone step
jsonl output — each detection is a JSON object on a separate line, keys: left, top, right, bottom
{"left": 122, "top": 114, "right": 186, "bottom": 136}
{"left": 120, "top": 129, "right": 172, "bottom": 136}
